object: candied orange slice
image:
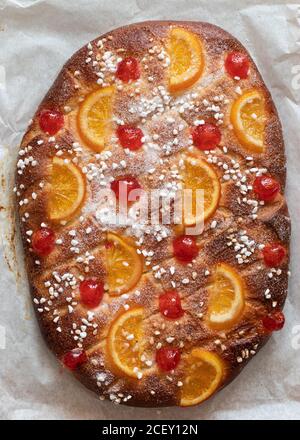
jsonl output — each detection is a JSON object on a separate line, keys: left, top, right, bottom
{"left": 207, "top": 263, "right": 245, "bottom": 329}
{"left": 180, "top": 349, "right": 224, "bottom": 406}
{"left": 106, "top": 233, "right": 143, "bottom": 296}
{"left": 168, "top": 27, "right": 204, "bottom": 93}
{"left": 230, "top": 89, "right": 266, "bottom": 152}
{"left": 78, "top": 86, "right": 114, "bottom": 151}
{"left": 183, "top": 156, "right": 220, "bottom": 225}
{"left": 107, "top": 307, "right": 148, "bottom": 378}
{"left": 48, "top": 157, "right": 85, "bottom": 221}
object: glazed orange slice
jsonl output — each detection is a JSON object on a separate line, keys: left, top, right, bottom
{"left": 78, "top": 86, "right": 114, "bottom": 151}
{"left": 180, "top": 349, "right": 224, "bottom": 406}
{"left": 207, "top": 263, "right": 245, "bottom": 329}
{"left": 183, "top": 156, "right": 220, "bottom": 225}
{"left": 48, "top": 157, "right": 85, "bottom": 221}
{"left": 107, "top": 307, "right": 148, "bottom": 378}
{"left": 230, "top": 89, "right": 266, "bottom": 152}
{"left": 168, "top": 27, "right": 204, "bottom": 93}
{"left": 106, "top": 233, "right": 143, "bottom": 296}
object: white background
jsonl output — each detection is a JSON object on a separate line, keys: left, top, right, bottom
{"left": 0, "top": 0, "right": 300, "bottom": 420}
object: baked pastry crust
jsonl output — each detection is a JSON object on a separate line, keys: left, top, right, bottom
{"left": 15, "top": 21, "right": 290, "bottom": 407}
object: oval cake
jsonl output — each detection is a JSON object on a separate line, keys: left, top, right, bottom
{"left": 15, "top": 21, "right": 291, "bottom": 407}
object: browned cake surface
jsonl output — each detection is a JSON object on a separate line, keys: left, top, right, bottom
{"left": 15, "top": 21, "right": 290, "bottom": 407}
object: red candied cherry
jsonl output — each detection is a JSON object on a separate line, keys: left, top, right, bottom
{"left": 117, "top": 125, "right": 144, "bottom": 151}
{"left": 116, "top": 57, "right": 140, "bottom": 82}
{"left": 79, "top": 279, "right": 104, "bottom": 308}
{"left": 39, "top": 109, "right": 64, "bottom": 135}
{"left": 63, "top": 348, "right": 87, "bottom": 370}
{"left": 225, "top": 52, "right": 250, "bottom": 79}
{"left": 110, "top": 176, "right": 141, "bottom": 202}
{"left": 253, "top": 175, "right": 280, "bottom": 202}
{"left": 105, "top": 241, "right": 113, "bottom": 249}
{"left": 262, "top": 311, "right": 285, "bottom": 332}
{"left": 156, "top": 347, "right": 181, "bottom": 372}
{"left": 159, "top": 290, "right": 184, "bottom": 320}
{"left": 173, "top": 235, "right": 199, "bottom": 263}
{"left": 262, "top": 243, "right": 286, "bottom": 267}
{"left": 192, "top": 123, "right": 221, "bottom": 151}
{"left": 32, "top": 228, "right": 55, "bottom": 256}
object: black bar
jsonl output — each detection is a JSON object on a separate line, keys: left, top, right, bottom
{"left": 0, "top": 420, "right": 299, "bottom": 437}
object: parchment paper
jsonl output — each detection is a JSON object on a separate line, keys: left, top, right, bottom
{"left": 0, "top": 0, "right": 300, "bottom": 420}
